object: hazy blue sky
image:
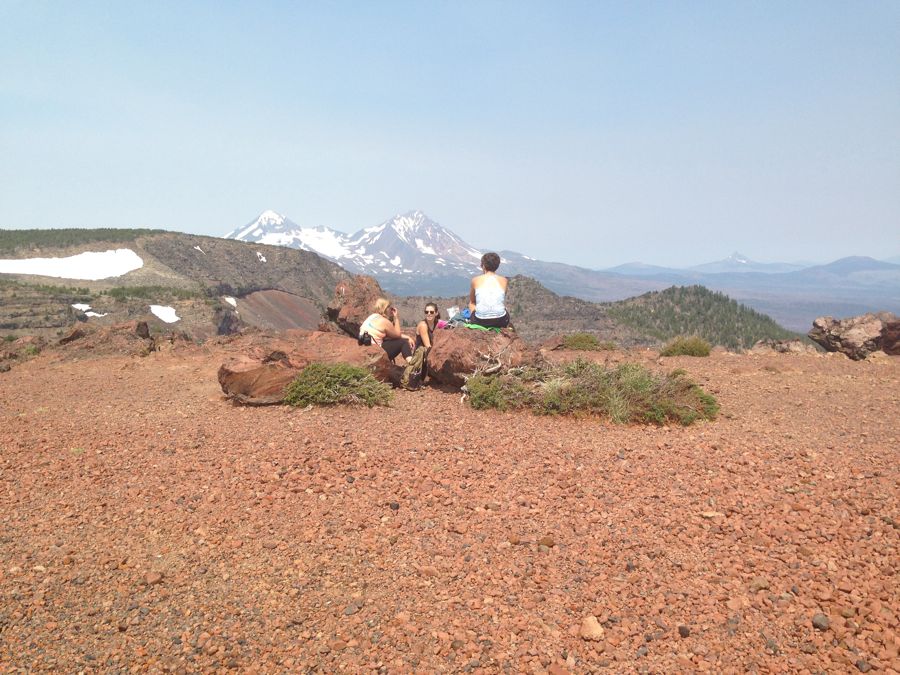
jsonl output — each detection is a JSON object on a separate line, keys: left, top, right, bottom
{"left": 1, "top": 1, "right": 898, "bottom": 268}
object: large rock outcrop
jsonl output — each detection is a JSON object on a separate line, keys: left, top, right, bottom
{"left": 217, "top": 329, "right": 393, "bottom": 405}
{"left": 426, "top": 327, "right": 541, "bottom": 387}
{"left": 808, "top": 313, "right": 898, "bottom": 360}
{"left": 325, "top": 276, "right": 386, "bottom": 338}
{"left": 749, "top": 338, "right": 819, "bottom": 355}
{"left": 882, "top": 319, "right": 900, "bottom": 355}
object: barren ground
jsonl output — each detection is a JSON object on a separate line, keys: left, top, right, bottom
{"left": 0, "top": 342, "right": 898, "bottom": 674}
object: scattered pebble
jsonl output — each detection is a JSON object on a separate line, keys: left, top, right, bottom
{"left": 579, "top": 616, "right": 605, "bottom": 642}
{"left": 812, "top": 613, "right": 830, "bottom": 631}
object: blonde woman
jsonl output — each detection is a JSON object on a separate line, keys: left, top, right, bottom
{"left": 359, "top": 298, "right": 415, "bottom": 363}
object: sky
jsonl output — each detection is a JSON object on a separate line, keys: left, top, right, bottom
{"left": 1, "top": 1, "right": 898, "bottom": 269}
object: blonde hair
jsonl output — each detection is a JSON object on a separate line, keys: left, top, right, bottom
{"left": 372, "top": 297, "right": 391, "bottom": 316}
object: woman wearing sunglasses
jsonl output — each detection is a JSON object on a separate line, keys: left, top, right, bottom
{"left": 415, "top": 303, "right": 441, "bottom": 352}
{"left": 398, "top": 302, "right": 441, "bottom": 389}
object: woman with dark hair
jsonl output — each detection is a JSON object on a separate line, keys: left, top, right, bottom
{"left": 359, "top": 297, "right": 415, "bottom": 364}
{"left": 415, "top": 302, "right": 440, "bottom": 351}
{"left": 401, "top": 302, "right": 441, "bottom": 388}
{"left": 468, "top": 252, "right": 510, "bottom": 328}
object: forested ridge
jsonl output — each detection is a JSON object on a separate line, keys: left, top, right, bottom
{"left": 605, "top": 285, "right": 797, "bottom": 350}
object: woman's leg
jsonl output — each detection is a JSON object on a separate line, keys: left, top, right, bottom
{"left": 470, "top": 312, "right": 510, "bottom": 328}
{"left": 382, "top": 338, "right": 412, "bottom": 361}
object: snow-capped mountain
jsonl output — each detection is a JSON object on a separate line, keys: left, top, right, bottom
{"left": 688, "top": 251, "right": 805, "bottom": 274}
{"left": 224, "top": 210, "right": 484, "bottom": 277}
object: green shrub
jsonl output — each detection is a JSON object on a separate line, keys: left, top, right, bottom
{"left": 466, "top": 371, "right": 530, "bottom": 411}
{"left": 283, "top": 363, "right": 392, "bottom": 408}
{"left": 22, "top": 345, "right": 41, "bottom": 357}
{"left": 105, "top": 286, "right": 200, "bottom": 301}
{"left": 3, "top": 335, "right": 15, "bottom": 343}
{"left": 465, "top": 358, "right": 718, "bottom": 426}
{"left": 561, "top": 332, "right": 615, "bottom": 351}
{"left": 660, "top": 335, "right": 712, "bottom": 357}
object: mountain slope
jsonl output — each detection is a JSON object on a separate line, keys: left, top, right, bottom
{"left": 689, "top": 252, "right": 805, "bottom": 274}
{"left": 605, "top": 285, "right": 798, "bottom": 350}
{"left": 0, "top": 229, "right": 350, "bottom": 337}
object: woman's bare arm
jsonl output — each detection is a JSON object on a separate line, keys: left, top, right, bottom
{"left": 417, "top": 320, "right": 432, "bottom": 349}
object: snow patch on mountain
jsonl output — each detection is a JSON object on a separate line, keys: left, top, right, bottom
{"left": 0, "top": 249, "right": 144, "bottom": 280}
{"left": 224, "top": 209, "right": 485, "bottom": 278}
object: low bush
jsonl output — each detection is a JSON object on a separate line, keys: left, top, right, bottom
{"left": 3, "top": 335, "right": 16, "bottom": 343}
{"left": 22, "top": 345, "right": 41, "bottom": 357}
{"left": 104, "top": 286, "right": 200, "bottom": 301}
{"left": 561, "top": 333, "right": 615, "bottom": 351}
{"left": 465, "top": 359, "right": 718, "bottom": 425}
{"left": 660, "top": 335, "right": 712, "bottom": 357}
{"left": 283, "top": 363, "right": 392, "bottom": 408}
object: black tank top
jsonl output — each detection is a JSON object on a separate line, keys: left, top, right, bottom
{"left": 415, "top": 321, "right": 434, "bottom": 350}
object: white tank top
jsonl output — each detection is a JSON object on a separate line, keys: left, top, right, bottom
{"left": 475, "top": 275, "right": 506, "bottom": 319}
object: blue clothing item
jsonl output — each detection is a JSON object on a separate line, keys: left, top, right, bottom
{"left": 474, "top": 275, "right": 506, "bottom": 320}
{"left": 461, "top": 308, "right": 471, "bottom": 319}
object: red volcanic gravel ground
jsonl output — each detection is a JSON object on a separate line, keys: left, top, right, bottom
{"left": 0, "top": 344, "right": 898, "bottom": 673}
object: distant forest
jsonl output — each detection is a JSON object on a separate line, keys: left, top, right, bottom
{"left": 606, "top": 285, "right": 798, "bottom": 350}
{"left": 0, "top": 228, "right": 162, "bottom": 254}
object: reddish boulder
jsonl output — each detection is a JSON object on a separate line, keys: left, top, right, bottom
{"left": 426, "top": 327, "right": 542, "bottom": 387}
{"left": 217, "top": 359, "right": 298, "bottom": 406}
{"left": 326, "top": 275, "right": 386, "bottom": 338}
{"left": 217, "top": 329, "right": 395, "bottom": 405}
{"left": 882, "top": 319, "right": 900, "bottom": 355}
{"left": 808, "top": 313, "right": 897, "bottom": 360}
{"left": 58, "top": 327, "right": 87, "bottom": 345}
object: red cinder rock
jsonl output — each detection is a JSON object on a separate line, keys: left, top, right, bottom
{"left": 808, "top": 313, "right": 897, "bottom": 360}
{"left": 218, "top": 359, "right": 298, "bottom": 406}
{"left": 326, "top": 275, "right": 386, "bottom": 338}
{"left": 217, "top": 330, "right": 394, "bottom": 405}
{"left": 882, "top": 319, "right": 900, "bottom": 355}
{"left": 426, "top": 327, "right": 542, "bottom": 387}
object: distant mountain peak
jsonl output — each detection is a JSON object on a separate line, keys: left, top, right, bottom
{"left": 728, "top": 252, "right": 751, "bottom": 264}
{"left": 255, "top": 210, "right": 285, "bottom": 226}
{"left": 223, "top": 209, "right": 482, "bottom": 276}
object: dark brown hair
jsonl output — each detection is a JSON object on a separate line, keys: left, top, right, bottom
{"left": 424, "top": 302, "right": 441, "bottom": 322}
{"left": 481, "top": 252, "right": 501, "bottom": 272}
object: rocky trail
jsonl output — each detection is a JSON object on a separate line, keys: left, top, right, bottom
{"left": 0, "top": 342, "right": 897, "bottom": 673}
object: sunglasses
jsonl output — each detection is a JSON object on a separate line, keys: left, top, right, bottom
{"left": 424, "top": 310, "right": 436, "bottom": 315}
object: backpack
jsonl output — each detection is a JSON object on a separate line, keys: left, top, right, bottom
{"left": 358, "top": 331, "right": 372, "bottom": 346}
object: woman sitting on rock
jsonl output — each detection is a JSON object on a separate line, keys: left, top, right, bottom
{"left": 359, "top": 298, "right": 415, "bottom": 364}
{"left": 402, "top": 302, "right": 440, "bottom": 386}
{"left": 468, "top": 251, "right": 510, "bottom": 328}
{"left": 415, "top": 302, "right": 440, "bottom": 352}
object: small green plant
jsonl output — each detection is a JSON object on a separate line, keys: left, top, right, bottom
{"left": 105, "top": 286, "right": 200, "bottom": 301}
{"left": 660, "top": 335, "right": 712, "bottom": 357}
{"left": 466, "top": 371, "right": 530, "bottom": 410}
{"left": 465, "top": 358, "right": 718, "bottom": 426}
{"left": 22, "top": 345, "right": 41, "bottom": 357}
{"left": 283, "top": 363, "right": 392, "bottom": 408}
{"left": 3, "top": 335, "right": 16, "bottom": 343}
{"left": 561, "top": 333, "right": 615, "bottom": 351}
